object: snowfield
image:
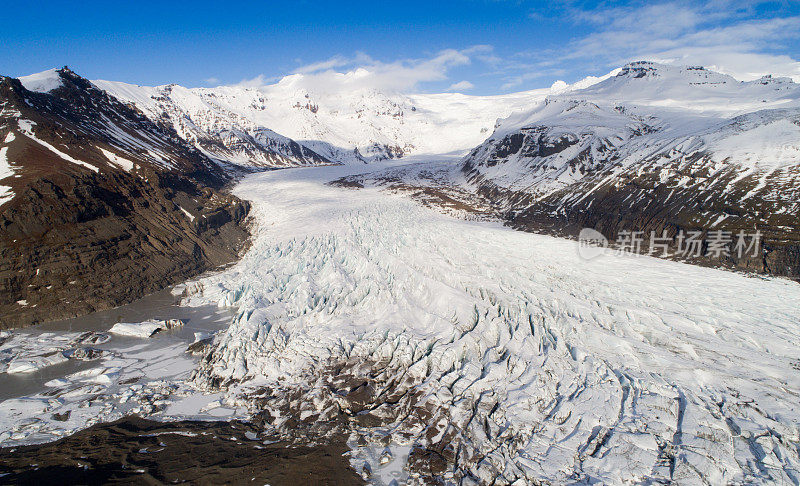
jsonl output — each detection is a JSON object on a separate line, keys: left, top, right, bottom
{"left": 179, "top": 164, "right": 800, "bottom": 484}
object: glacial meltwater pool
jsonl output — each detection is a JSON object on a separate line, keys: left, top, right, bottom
{"left": 0, "top": 287, "right": 232, "bottom": 401}
{"left": 0, "top": 285, "right": 241, "bottom": 444}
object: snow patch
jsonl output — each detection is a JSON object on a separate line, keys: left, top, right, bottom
{"left": 18, "top": 69, "right": 63, "bottom": 93}
{"left": 178, "top": 206, "right": 195, "bottom": 222}
{"left": 0, "top": 145, "right": 14, "bottom": 206}
{"left": 17, "top": 120, "right": 99, "bottom": 173}
{"left": 97, "top": 146, "right": 136, "bottom": 171}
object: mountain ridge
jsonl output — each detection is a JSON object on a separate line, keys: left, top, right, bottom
{"left": 456, "top": 61, "right": 800, "bottom": 278}
{"left": 4, "top": 60, "right": 800, "bottom": 328}
{"left": 91, "top": 69, "right": 619, "bottom": 166}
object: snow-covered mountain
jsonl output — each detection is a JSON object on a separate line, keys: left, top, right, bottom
{"left": 91, "top": 80, "right": 335, "bottom": 168}
{"left": 459, "top": 61, "right": 800, "bottom": 278}
{"left": 5, "top": 61, "right": 800, "bottom": 325}
{"left": 466, "top": 61, "right": 800, "bottom": 198}
{"left": 9, "top": 68, "right": 228, "bottom": 180}
{"left": 95, "top": 74, "right": 603, "bottom": 166}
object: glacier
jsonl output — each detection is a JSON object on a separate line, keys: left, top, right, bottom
{"left": 177, "top": 163, "right": 800, "bottom": 484}
{"left": 3, "top": 62, "right": 800, "bottom": 484}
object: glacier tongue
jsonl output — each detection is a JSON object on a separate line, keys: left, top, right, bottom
{"left": 182, "top": 164, "right": 800, "bottom": 484}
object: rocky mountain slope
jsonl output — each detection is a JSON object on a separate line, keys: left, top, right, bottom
{"left": 458, "top": 62, "right": 800, "bottom": 278}
{"left": 0, "top": 68, "right": 250, "bottom": 328}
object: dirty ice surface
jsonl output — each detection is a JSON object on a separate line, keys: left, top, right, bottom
{"left": 180, "top": 164, "right": 800, "bottom": 484}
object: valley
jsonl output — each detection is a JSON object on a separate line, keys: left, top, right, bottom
{"left": 1, "top": 61, "right": 799, "bottom": 484}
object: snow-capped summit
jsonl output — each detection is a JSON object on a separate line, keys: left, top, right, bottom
{"left": 18, "top": 67, "right": 65, "bottom": 93}
{"left": 609, "top": 61, "right": 734, "bottom": 83}
{"left": 573, "top": 61, "right": 800, "bottom": 115}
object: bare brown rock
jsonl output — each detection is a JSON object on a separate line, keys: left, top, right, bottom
{"left": 0, "top": 69, "right": 251, "bottom": 328}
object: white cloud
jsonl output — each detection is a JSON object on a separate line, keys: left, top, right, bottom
{"left": 229, "top": 46, "right": 494, "bottom": 94}
{"left": 204, "top": 77, "right": 220, "bottom": 85}
{"left": 568, "top": 2, "right": 800, "bottom": 81}
{"left": 292, "top": 53, "right": 372, "bottom": 74}
{"left": 234, "top": 74, "right": 269, "bottom": 88}
{"left": 223, "top": 2, "right": 800, "bottom": 95}
{"left": 446, "top": 80, "right": 475, "bottom": 91}
{"left": 512, "top": 1, "right": 800, "bottom": 86}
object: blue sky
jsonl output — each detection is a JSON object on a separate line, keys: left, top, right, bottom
{"left": 2, "top": 0, "right": 799, "bottom": 94}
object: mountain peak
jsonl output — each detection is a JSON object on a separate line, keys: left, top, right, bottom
{"left": 753, "top": 74, "right": 796, "bottom": 86}
{"left": 614, "top": 61, "right": 724, "bottom": 81}
{"left": 616, "top": 61, "right": 664, "bottom": 78}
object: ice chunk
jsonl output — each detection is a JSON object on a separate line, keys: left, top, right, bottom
{"left": 7, "top": 351, "right": 68, "bottom": 374}
{"left": 109, "top": 321, "right": 165, "bottom": 338}
{"left": 109, "top": 319, "right": 185, "bottom": 338}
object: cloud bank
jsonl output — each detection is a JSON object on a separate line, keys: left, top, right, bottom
{"left": 231, "top": 1, "right": 800, "bottom": 94}
{"left": 510, "top": 0, "right": 800, "bottom": 88}
{"left": 233, "top": 46, "right": 494, "bottom": 94}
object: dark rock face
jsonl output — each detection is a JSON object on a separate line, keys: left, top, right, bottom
{"left": 0, "top": 169, "right": 249, "bottom": 328}
{"left": 0, "top": 68, "right": 251, "bottom": 328}
{"left": 463, "top": 142, "right": 800, "bottom": 280}
{"left": 617, "top": 61, "right": 660, "bottom": 78}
